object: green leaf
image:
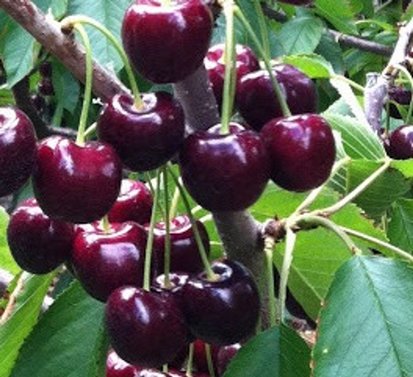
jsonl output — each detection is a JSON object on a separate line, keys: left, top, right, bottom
{"left": 0, "top": 273, "right": 54, "bottom": 377}
{"left": 0, "top": 207, "right": 19, "bottom": 274}
{"left": 282, "top": 53, "right": 333, "bottom": 78}
{"left": 11, "top": 281, "right": 107, "bottom": 377}
{"left": 391, "top": 159, "right": 413, "bottom": 178}
{"left": 315, "top": 0, "right": 357, "bottom": 34}
{"left": 388, "top": 199, "right": 413, "bottom": 254}
{"left": 313, "top": 256, "right": 413, "bottom": 377}
{"left": 67, "top": 0, "right": 132, "bottom": 72}
{"left": 223, "top": 326, "right": 310, "bottom": 377}
{"left": 322, "top": 113, "right": 385, "bottom": 160}
{"left": 279, "top": 16, "right": 324, "bottom": 55}
{"left": 347, "top": 160, "right": 411, "bottom": 219}
{"left": 51, "top": 59, "right": 80, "bottom": 113}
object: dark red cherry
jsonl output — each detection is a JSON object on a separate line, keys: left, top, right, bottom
{"left": 193, "top": 339, "right": 219, "bottom": 375}
{"left": 97, "top": 93, "right": 185, "bottom": 172}
{"left": 180, "top": 259, "right": 260, "bottom": 345}
{"left": 260, "top": 114, "right": 335, "bottom": 192}
{"left": 179, "top": 123, "right": 270, "bottom": 211}
{"left": 204, "top": 43, "right": 260, "bottom": 109}
{"left": 388, "top": 86, "right": 412, "bottom": 119}
{"left": 168, "top": 371, "right": 209, "bottom": 377}
{"left": 106, "top": 286, "right": 190, "bottom": 368}
{"left": 106, "top": 349, "right": 141, "bottom": 377}
{"left": 236, "top": 64, "right": 317, "bottom": 131}
{"left": 0, "top": 107, "right": 36, "bottom": 197}
{"left": 108, "top": 179, "right": 153, "bottom": 224}
{"left": 122, "top": 0, "right": 213, "bottom": 83}
{"left": 72, "top": 222, "right": 147, "bottom": 302}
{"left": 38, "top": 78, "right": 54, "bottom": 96}
{"left": 216, "top": 343, "right": 241, "bottom": 376}
{"left": 385, "top": 125, "right": 413, "bottom": 159}
{"left": 33, "top": 136, "right": 122, "bottom": 223}
{"left": 7, "top": 198, "right": 74, "bottom": 274}
{"left": 153, "top": 215, "right": 210, "bottom": 274}
{"left": 39, "top": 61, "right": 52, "bottom": 77}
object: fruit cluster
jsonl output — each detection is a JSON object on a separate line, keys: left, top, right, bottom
{"left": 0, "top": 0, "right": 339, "bottom": 375}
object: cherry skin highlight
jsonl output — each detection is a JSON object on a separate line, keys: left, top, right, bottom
{"left": 385, "top": 125, "right": 413, "bottom": 160}
{"left": 179, "top": 123, "right": 270, "bottom": 211}
{"left": 236, "top": 64, "right": 317, "bottom": 131}
{"left": 180, "top": 259, "right": 260, "bottom": 345}
{"left": 7, "top": 198, "right": 74, "bottom": 274}
{"left": 260, "top": 114, "right": 336, "bottom": 192}
{"left": 106, "top": 349, "right": 141, "bottom": 377}
{"left": 108, "top": 179, "right": 153, "bottom": 225}
{"left": 97, "top": 93, "right": 185, "bottom": 172}
{"left": 0, "top": 107, "right": 37, "bottom": 197}
{"left": 122, "top": 0, "right": 213, "bottom": 83}
{"left": 72, "top": 222, "right": 147, "bottom": 302}
{"left": 32, "top": 136, "right": 122, "bottom": 223}
{"left": 106, "top": 286, "right": 190, "bottom": 368}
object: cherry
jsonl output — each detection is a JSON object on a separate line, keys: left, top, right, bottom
{"left": 168, "top": 371, "right": 209, "bottom": 377}
{"left": 204, "top": 43, "right": 260, "bottom": 109}
{"left": 193, "top": 339, "right": 219, "bottom": 375}
{"left": 108, "top": 179, "right": 153, "bottom": 224}
{"left": 33, "top": 136, "right": 122, "bottom": 223}
{"left": 7, "top": 198, "right": 74, "bottom": 274}
{"left": 97, "top": 93, "right": 185, "bottom": 172}
{"left": 179, "top": 123, "right": 270, "bottom": 211}
{"left": 236, "top": 64, "right": 317, "bottom": 131}
{"left": 180, "top": 259, "right": 260, "bottom": 345}
{"left": 72, "top": 222, "right": 147, "bottom": 302}
{"left": 385, "top": 125, "right": 413, "bottom": 159}
{"left": 216, "top": 343, "right": 240, "bottom": 376}
{"left": 0, "top": 107, "right": 36, "bottom": 197}
{"left": 106, "top": 349, "right": 140, "bottom": 377}
{"left": 39, "top": 61, "right": 52, "bottom": 77}
{"left": 260, "top": 114, "right": 335, "bottom": 192}
{"left": 38, "top": 78, "right": 54, "bottom": 96}
{"left": 122, "top": 0, "right": 213, "bottom": 83}
{"left": 106, "top": 286, "right": 190, "bottom": 368}
{"left": 388, "top": 86, "right": 412, "bottom": 119}
{"left": 153, "top": 215, "right": 210, "bottom": 274}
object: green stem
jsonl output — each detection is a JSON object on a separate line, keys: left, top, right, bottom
{"left": 234, "top": 6, "right": 291, "bottom": 117}
{"left": 205, "top": 344, "right": 217, "bottom": 377}
{"left": 100, "top": 215, "right": 111, "bottom": 234}
{"left": 143, "top": 169, "right": 162, "bottom": 291}
{"left": 255, "top": 0, "right": 270, "bottom": 57}
{"left": 62, "top": 16, "right": 143, "bottom": 108}
{"left": 264, "top": 236, "right": 276, "bottom": 327}
{"left": 167, "top": 165, "right": 216, "bottom": 280}
{"left": 186, "top": 343, "right": 194, "bottom": 377}
{"left": 277, "top": 226, "right": 296, "bottom": 324}
{"left": 340, "top": 226, "right": 413, "bottom": 263}
{"left": 73, "top": 24, "right": 93, "bottom": 146}
{"left": 84, "top": 122, "right": 97, "bottom": 139}
{"left": 221, "top": 0, "right": 236, "bottom": 134}
{"left": 316, "top": 158, "right": 391, "bottom": 217}
{"left": 169, "top": 186, "right": 180, "bottom": 220}
{"left": 162, "top": 166, "right": 171, "bottom": 288}
{"left": 332, "top": 74, "right": 365, "bottom": 93}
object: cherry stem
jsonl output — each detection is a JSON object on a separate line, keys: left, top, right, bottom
{"left": 332, "top": 74, "right": 365, "bottom": 93}
{"left": 61, "top": 15, "right": 143, "bottom": 109}
{"left": 100, "top": 215, "right": 111, "bottom": 234}
{"left": 205, "top": 344, "right": 217, "bottom": 377}
{"left": 185, "top": 343, "right": 195, "bottom": 377}
{"left": 234, "top": 6, "right": 291, "bottom": 117}
{"left": 143, "top": 168, "right": 162, "bottom": 292}
{"left": 72, "top": 23, "right": 93, "bottom": 146}
{"left": 220, "top": 0, "right": 236, "bottom": 134}
{"left": 277, "top": 226, "right": 296, "bottom": 324}
{"left": 340, "top": 226, "right": 413, "bottom": 263}
{"left": 314, "top": 158, "right": 391, "bottom": 217}
{"left": 394, "top": 64, "right": 413, "bottom": 124}
{"left": 254, "top": 0, "right": 270, "bottom": 58}
{"left": 162, "top": 166, "right": 172, "bottom": 288}
{"left": 84, "top": 122, "right": 97, "bottom": 139}
{"left": 167, "top": 165, "right": 217, "bottom": 280}
{"left": 169, "top": 186, "right": 180, "bottom": 220}
{"left": 264, "top": 236, "right": 276, "bottom": 327}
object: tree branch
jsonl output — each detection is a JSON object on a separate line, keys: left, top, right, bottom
{"left": 0, "top": 0, "right": 128, "bottom": 102}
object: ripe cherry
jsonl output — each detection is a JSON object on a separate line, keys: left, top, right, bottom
{"left": 106, "top": 286, "right": 190, "bottom": 368}
{"left": 216, "top": 343, "right": 241, "bottom": 376}
{"left": 204, "top": 43, "right": 260, "bottom": 109}
{"left": 72, "top": 222, "right": 147, "bottom": 302}
{"left": 180, "top": 259, "right": 260, "bottom": 345}
{"left": 260, "top": 114, "right": 335, "bottom": 192}
{"left": 0, "top": 107, "right": 36, "bottom": 197}
{"left": 106, "top": 349, "right": 140, "bottom": 377}
{"left": 236, "top": 64, "right": 317, "bottom": 131}
{"left": 385, "top": 125, "right": 413, "bottom": 159}
{"left": 7, "top": 198, "right": 74, "bottom": 274}
{"left": 108, "top": 179, "right": 153, "bottom": 225}
{"left": 388, "top": 86, "right": 412, "bottom": 119}
{"left": 97, "top": 93, "right": 185, "bottom": 172}
{"left": 33, "top": 136, "right": 122, "bottom": 223}
{"left": 193, "top": 339, "right": 219, "bottom": 375}
{"left": 122, "top": 0, "right": 213, "bottom": 83}
{"left": 152, "top": 215, "right": 210, "bottom": 274}
{"left": 179, "top": 123, "right": 270, "bottom": 211}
